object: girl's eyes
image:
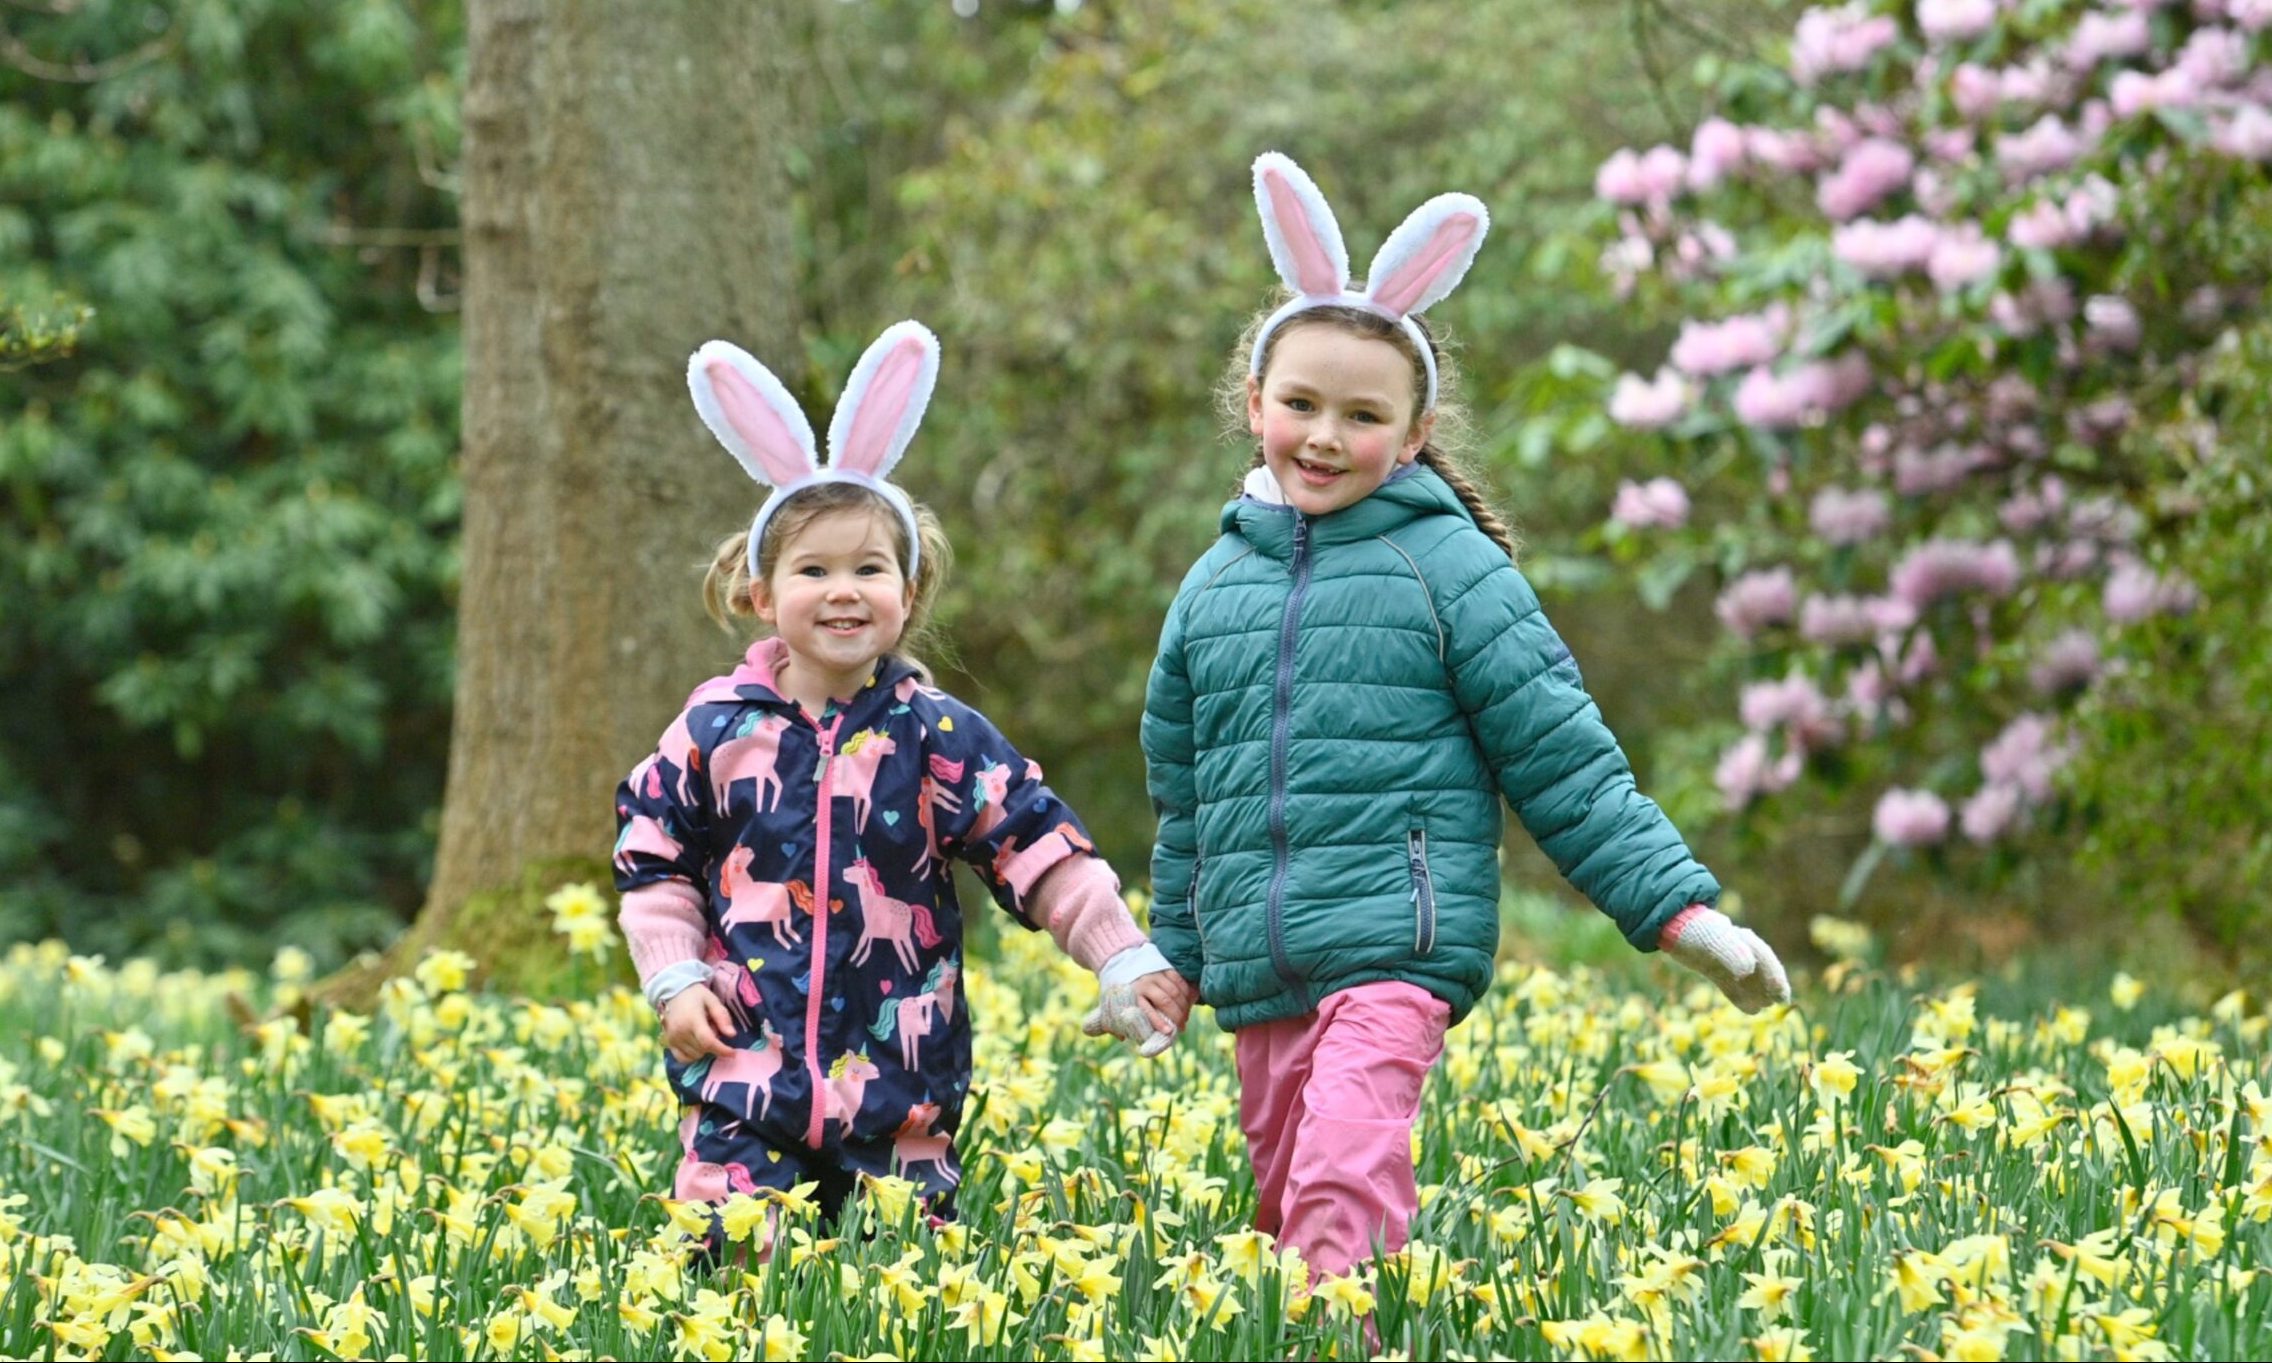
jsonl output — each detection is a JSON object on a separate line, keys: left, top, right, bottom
{"left": 1282, "top": 396, "right": 1385, "bottom": 423}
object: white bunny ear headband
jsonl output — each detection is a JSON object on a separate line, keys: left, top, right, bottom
{"left": 1249, "top": 151, "right": 1490, "bottom": 412}
{"left": 688, "top": 320, "right": 938, "bottom": 582}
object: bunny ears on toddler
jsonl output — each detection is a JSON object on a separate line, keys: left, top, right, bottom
{"left": 1248, "top": 151, "right": 1490, "bottom": 412}
{"left": 687, "top": 321, "right": 939, "bottom": 581}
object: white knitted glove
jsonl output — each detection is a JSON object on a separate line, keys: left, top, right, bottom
{"left": 1082, "top": 981, "right": 1175, "bottom": 1057}
{"left": 1660, "top": 906, "right": 1791, "bottom": 1014}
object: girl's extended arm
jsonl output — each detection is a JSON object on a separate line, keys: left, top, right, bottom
{"left": 1441, "top": 556, "right": 1721, "bottom": 951}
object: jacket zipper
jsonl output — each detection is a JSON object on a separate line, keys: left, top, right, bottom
{"left": 1262, "top": 513, "right": 1310, "bottom": 989}
{"left": 803, "top": 713, "right": 844, "bottom": 1148}
{"left": 1408, "top": 828, "right": 1437, "bottom": 956}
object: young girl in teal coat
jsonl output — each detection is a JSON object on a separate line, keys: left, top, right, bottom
{"left": 1142, "top": 153, "right": 1791, "bottom": 1284}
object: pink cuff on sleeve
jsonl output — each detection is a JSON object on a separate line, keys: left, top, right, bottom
{"left": 1657, "top": 903, "right": 1710, "bottom": 949}
{"left": 619, "top": 881, "right": 710, "bottom": 984}
{"left": 1025, "top": 856, "right": 1147, "bottom": 974}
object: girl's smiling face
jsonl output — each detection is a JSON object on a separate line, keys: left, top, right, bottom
{"left": 753, "top": 505, "right": 912, "bottom": 709}
{"left": 1248, "top": 322, "right": 1433, "bottom": 518}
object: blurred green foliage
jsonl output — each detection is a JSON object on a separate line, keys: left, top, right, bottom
{"left": 1, "top": 0, "right": 464, "bottom": 967}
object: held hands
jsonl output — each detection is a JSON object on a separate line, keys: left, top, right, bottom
{"left": 1660, "top": 905, "right": 1791, "bottom": 1014}
{"left": 1082, "top": 966, "right": 1197, "bottom": 1058}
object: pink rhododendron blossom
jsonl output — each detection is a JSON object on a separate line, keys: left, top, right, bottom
{"left": 1792, "top": 3, "right": 1901, "bottom": 85}
{"left": 1961, "top": 782, "right": 2024, "bottom": 842}
{"left": 1998, "top": 478, "right": 2066, "bottom": 534}
{"left": 2035, "top": 540, "right": 2102, "bottom": 579}
{"left": 2111, "top": 67, "right": 2203, "bottom": 117}
{"left": 1809, "top": 486, "right": 1891, "bottom": 545}
{"left": 1981, "top": 713, "right": 2068, "bottom": 801}
{"left": 1920, "top": 0, "right": 1998, "bottom": 43}
{"left": 2214, "top": 104, "right": 2272, "bottom": 158}
{"left": 1740, "top": 670, "right": 1843, "bottom": 752}
{"left": 1873, "top": 788, "right": 1952, "bottom": 846}
{"left": 1732, "top": 353, "right": 1871, "bottom": 429}
{"left": 1799, "top": 594, "right": 1884, "bottom": 645}
{"left": 1670, "top": 308, "right": 1788, "bottom": 376}
{"left": 1996, "top": 116, "right": 2087, "bottom": 183}
{"left": 1927, "top": 222, "right": 2004, "bottom": 290}
{"left": 2084, "top": 294, "right": 2143, "bottom": 351}
{"left": 1716, "top": 567, "right": 1798, "bottom": 640}
{"left": 1889, "top": 539, "right": 2021, "bottom": 609}
{"left": 1817, "top": 138, "right": 1916, "bottom": 220}
{"left": 1609, "top": 370, "right": 1694, "bottom": 429}
{"left": 2009, "top": 198, "right": 2076, "bottom": 249}
{"left": 1689, "top": 117, "right": 1748, "bottom": 189}
{"left": 1951, "top": 62, "right": 2004, "bottom": 119}
{"left": 1610, "top": 476, "right": 1692, "bottom": 529}
{"left": 1715, "top": 732, "right": 1801, "bottom": 811}
{"left": 1833, "top": 215, "right": 1941, "bottom": 276}
{"left": 2103, "top": 561, "right": 2198, "bottom": 621}
{"left": 2069, "top": 9, "right": 2153, "bottom": 68}
{"left": 2176, "top": 27, "right": 2249, "bottom": 87}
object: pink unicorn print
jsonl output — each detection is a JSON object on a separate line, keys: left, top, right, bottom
{"left": 654, "top": 707, "right": 704, "bottom": 805}
{"left": 844, "top": 856, "right": 942, "bottom": 974}
{"left": 692, "top": 1019, "right": 787, "bottom": 1122}
{"left": 891, "top": 1101, "right": 959, "bottom": 1186}
{"left": 932, "top": 953, "right": 961, "bottom": 1023}
{"left": 703, "top": 951, "right": 763, "bottom": 1033}
{"left": 893, "top": 675, "right": 948, "bottom": 705}
{"left": 990, "top": 822, "right": 1098, "bottom": 898}
{"left": 867, "top": 958, "right": 952, "bottom": 1069}
{"left": 830, "top": 728, "right": 899, "bottom": 834}
{"left": 718, "top": 845, "right": 805, "bottom": 947}
{"left": 912, "top": 754, "right": 965, "bottom": 879}
{"left": 675, "top": 1157, "right": 761, "bottom": 1202}
{"left": 710, "top": 712, "right": 792, "bottom": 813}
{"left": 969, "top": 757, "right": 1014, "bottom": 837}
{"left": 823, "top": 1049, "right": 880, "bottom": 1130}
{"left": 613, "top": 813, "right": 684, "bottom": 878}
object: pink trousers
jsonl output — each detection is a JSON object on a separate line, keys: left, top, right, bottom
{"left": 1235, "top": 980, "right": 1450, "bottom": 1280}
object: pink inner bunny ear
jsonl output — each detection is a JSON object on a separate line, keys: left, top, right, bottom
{"left": 689, "top": 342, "right": 818, "bottom": 488}
{"left": 827, "top": 321, "right": 939, "bottom": 481}
{"left": 1253, "top": 152, "right": 1349, "bottom": 297}
{"left": 1363, "top": 193, "right": 1491, "bottom": 318}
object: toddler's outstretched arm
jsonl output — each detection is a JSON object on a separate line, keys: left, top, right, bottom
{"left": 1026, "top": 857, "right": 1192, "bottom": 1057}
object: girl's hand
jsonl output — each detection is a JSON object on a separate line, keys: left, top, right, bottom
{"left": 1135, "top": 970, "right": 1196, "bottom": 1033}
{"left": 660, "top": 983, "right": 739, "bottom": 1063}
{"left": 1082, "top": 973, "right": 1180, "bottom": 1058}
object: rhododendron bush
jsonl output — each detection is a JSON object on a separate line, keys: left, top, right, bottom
{"left": 1573, "top": 0, "right": 2272, "bottom": 901}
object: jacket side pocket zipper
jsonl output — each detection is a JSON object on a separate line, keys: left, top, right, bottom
{"left": 1408, "top": 829, "right": 1437, "bottom": 956}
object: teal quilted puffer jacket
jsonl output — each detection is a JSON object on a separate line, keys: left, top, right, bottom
{"left": 1142, "top": 464, "right": 1720, "bottom": 1031}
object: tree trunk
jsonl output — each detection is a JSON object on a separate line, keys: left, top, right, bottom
{"left": 329, "top": 0, "right": 800, "bottom": 1003}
